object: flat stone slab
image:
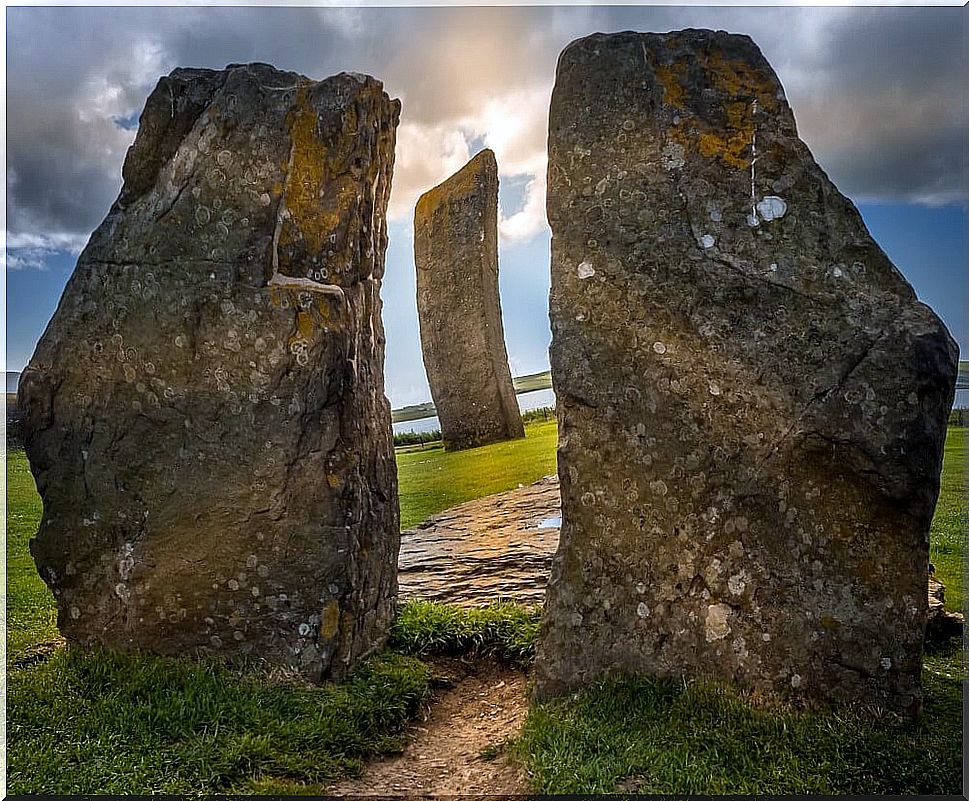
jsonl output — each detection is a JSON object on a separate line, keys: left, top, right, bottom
{"left": 398, "top": 477, "right": 959, "bottom": 645}
{"left": 397, "top": 476, "right": 560, "bottom": 606}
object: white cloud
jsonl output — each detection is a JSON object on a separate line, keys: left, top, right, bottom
{"left": 6, "top": 231, "right": 88, "bottom": 254}
{"left": 499, "top": 172, "right": 548, "bottom": 243}
{"left": 388, "top": 123, "right": 472, "bottom": 221}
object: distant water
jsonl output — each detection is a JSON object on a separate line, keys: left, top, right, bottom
{"left": 392, "top": 387, "right": 557, "bottom": 436}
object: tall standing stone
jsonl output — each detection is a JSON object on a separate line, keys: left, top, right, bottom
{"left": 414, "top": 150, "right": 525, "bottom": 451}
{"left": 535, "top": 31, "right": 958, "bottom": 714}
{"left": 18, "top": 63, "right": 402, "bottom": 680}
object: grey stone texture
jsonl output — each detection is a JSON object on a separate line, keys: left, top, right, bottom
{"left": 414, "top": 149, "right": 525, "bottom": 451}
{"left": 18, "top": 63, "right": 402, "bottom": 681}
{"left": 534, "top": 30, "right": 958, "bottom": 714}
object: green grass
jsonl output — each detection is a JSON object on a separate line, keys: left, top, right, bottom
{"left": 6, "top": 447, "right": 58, "bottom": 655}
{"left": 7, "top": 647, "right": 430, "bottom": 795}
{"left": 5, "top": 423, "right": 965, "bottom": 795}
{"left": 391, "top": 600, "right": 541, "bottom": 666}
{"left": 396, "top": 418, "right": 558, "bottom": 529}
{"left": 929, "top": 426, "right": 966, "bottom": 611}
{"left": 513, "top": 426, "right": 966, "bottom": 795}
{"left": 515, "top": 638, "right": 963, "bottom": 794}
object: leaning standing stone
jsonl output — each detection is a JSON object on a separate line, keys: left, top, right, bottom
{"left": 19, "top": 63, "right": 402, "bottom": 681}
{"left": 414, "top": 149, "right": 525, "bottom": 450}
{"left": 535, "top": 31, "right": 958, "bottom": 714}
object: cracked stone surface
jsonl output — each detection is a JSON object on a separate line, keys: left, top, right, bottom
{"left": 535, "top": 30, "right": 958, "bottom": 714}
{"left": 414, "top": 149, "right": 525, "bottom": 451}
{"left": 398, "top": 475, "right": 560, "bottom": 606}
{"left": 18, "top": 63, "right": 402, "bottom": 681}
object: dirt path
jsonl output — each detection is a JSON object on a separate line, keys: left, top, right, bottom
{"left": 327, "top": 657, "right": 530, "bottom": 797}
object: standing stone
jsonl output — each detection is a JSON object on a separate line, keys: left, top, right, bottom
{"left": 18, "top": 63, "right": 402, "bottom": 681}
{"left": 535, "top": 31, "right": 958, "bottom": 714}
{"left": 414, "top": 149, "right": 525, "bottom": 450}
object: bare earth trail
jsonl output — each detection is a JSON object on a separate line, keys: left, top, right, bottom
{"left": 326, "top": 657, "right": 530, "bottom": 797}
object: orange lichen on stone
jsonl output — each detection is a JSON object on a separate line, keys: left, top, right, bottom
{"left": 820, "top": 615, "right": 842, "bottom": 631}
{"left": 702, "top": 51, "right": 777, "bottom": 108}
{"left": 279, "top": 84, "right": 330, "bottom": 255}
{"left": 694, "top": 101, "right": 755, "bottom": 170}
{"left": 320, "top": 600, "right": 341, "bottom": 639}
{"left": 654, "top": 61, "right": 687, "bottom": 109}
{"left": 295, "top": 311, "right": 314, "bottom": 340}
{"left": 661, "top": 53, "right": 764, "bottom": 170}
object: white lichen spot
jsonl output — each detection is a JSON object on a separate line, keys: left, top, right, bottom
{"left": 728, "top": 573, "right": 747, "bottom": 596}
{"left": 70, "top": 606, "right": 81, "bottom": 620}
{"left": 637, "top": 602, "right": 650, "bottom": 618}
{"left": 652, "top": 341, "right": 667, "bottom": 355}
{"left": 227, "top": 579, "right": 239, "bottom": 591}
{"left": 709, "top": 382, "right": 721, "bottom": 396}
{"left": 762, "top": 632, "right": 771, "bottom": 642}
{"left": 709, "top": 208, "right": 722, "bottom": 223}
{"left": 790, "top": 673, "right": 802, "bottom": 688}
{"left": 755, "top": 196, "right": 787, "bottom": 222}
{"left": 245, "top": 554, "right": 258, "bottom": 568}
{"left": 257, "top": 564, "right": 270, "bottom": 578}
{"left": 577, "top": 260, "right": 596, "bottom": 279}
{"left": 832, "top": 266, "right": 843, "bottom": 278}
{"left": 881, "top": 657, "right": 892, "bottom": 670}
{"left": 298, "top": 622, "right": 312, "bottom": 637}
{"left": 649, "top": 479, "right": 668, "bottom": 496}
{"left": 636, "top": 582, "right": 646, "bottom": 594}
{"left": 661, "top": 142, "right": 685, "bottom": 170}
{"left": 705, "top": 603, "right": 731, "bottom": 642}
{"left": 699, "top": 234, "right": 716, "bottom": 249}
{"left": 746, "top": 213, "right": 760, "bottom": 227}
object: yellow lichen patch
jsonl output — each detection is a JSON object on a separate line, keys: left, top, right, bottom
{"left": 320, "top": 600, "right": 341, "bottom": 640}
{"left": 654, "top": 61, "right": 687, "bottom": 109}
{"left": 702, "top": 51, "right": 777, "bottom": 110}
{"left": 820, "top": 615, "right": 842, "bottom": 631}
{"left": 667, "top": 75, "right": 757, "bottom": 170}
{"left": 295, "top": 311, "right": 314, "bottom": 340}
{"left": 416, "top": 152, "right": 490, "bottom": 218}
{"left": 326, "top": 473, "right": 342, "bottom": 489}
{"left": 280, "top": 85, "right": 330, "bottom": 254}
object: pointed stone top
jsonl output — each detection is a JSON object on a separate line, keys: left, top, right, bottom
{"left": 415, "top": 149, "right": 497, "bottom": 218}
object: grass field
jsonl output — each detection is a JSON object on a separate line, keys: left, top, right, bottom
{"left": 396, "top": 419, "right": 557, "bottom": 529}
{"left": 4, "top": 424, "right": 965, "bottom": 794}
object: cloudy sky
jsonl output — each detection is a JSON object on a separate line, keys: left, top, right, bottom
{"left": 5, "top": 4, "right": 967, "bottom": 406}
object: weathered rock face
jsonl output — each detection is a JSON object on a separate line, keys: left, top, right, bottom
{"left": 535, "top": 31, "right": 958, "bottom": 713}
{"left": 414, "top": 150, "right": 525, "bottom": 450}
{"left": 19, "top": 63, "right": 402, "bottom": 680}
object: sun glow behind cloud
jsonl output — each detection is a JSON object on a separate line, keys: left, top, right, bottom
{"left": 4, "top": 5, "right": 967, "bottom": 403}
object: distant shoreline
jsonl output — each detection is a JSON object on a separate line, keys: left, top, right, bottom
{"left": 392, "top": 370, "right": 552, "bottom": 423}
{"left": 8, "top": 363, "right": 968, "bottom": 425}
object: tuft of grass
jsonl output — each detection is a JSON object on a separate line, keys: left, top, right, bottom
{"left": 515, "top": 636, "right": 963, "bottom": 795}
{"left": 396, "top": 419, "right": 557, "bottom": 529}
{"left": 928, "top": 426, "right": 965, "bottom": 612}
{"left": 7, "top": 646, "right": 431, "bottom": 795}
{"left": 6, "top": 448, "right": 58, "bottom": 656}
{"left": 390, "top": 600, "right": 541, "bottom": 666}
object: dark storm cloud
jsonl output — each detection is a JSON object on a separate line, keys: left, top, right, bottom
{"left": 5, "top": 5, "right": 967, "bottom": 256}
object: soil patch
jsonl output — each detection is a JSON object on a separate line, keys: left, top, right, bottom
{"left": 326, "top": 656, "right": 530, "bottom": 797}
